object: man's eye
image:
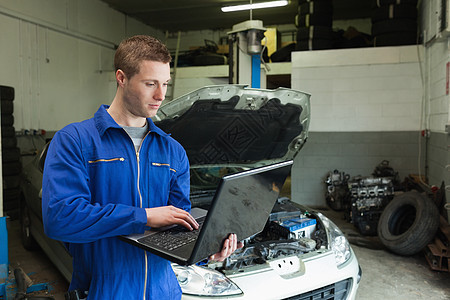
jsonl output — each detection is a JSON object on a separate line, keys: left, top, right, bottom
{"left": 146, "top": 83, "right": 156, "bottom": 87}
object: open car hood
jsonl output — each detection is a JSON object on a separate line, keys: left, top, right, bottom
{"left": 153, "top": 85, "right": 310, "bottom": 167}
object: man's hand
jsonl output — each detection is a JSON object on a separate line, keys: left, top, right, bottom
{"left": 209, "top": 233, "right": 244, "bottom": 262}
{"left": 145, "top": 206, "right": 199, "bottom": 230}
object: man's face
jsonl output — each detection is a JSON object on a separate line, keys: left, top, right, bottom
{"left": 121, "top": 60, "right": 171, "bottom": 119}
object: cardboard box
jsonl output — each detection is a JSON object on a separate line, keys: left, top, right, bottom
{"left": 217, "top": 44, "right": 229, "bottom": 54}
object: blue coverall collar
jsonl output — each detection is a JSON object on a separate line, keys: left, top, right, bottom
{"left": 94, "top": 104, "right": 170, "bottom": 137}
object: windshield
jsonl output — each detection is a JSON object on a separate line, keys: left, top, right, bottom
{"left": 190, "top": 166, "right": 292, "bottom": 194}
{"left": 189, "top": 165, "right": 291, "bottom": 210}
{"left": 190, "top": 166, "right": 245, "bottom": 193}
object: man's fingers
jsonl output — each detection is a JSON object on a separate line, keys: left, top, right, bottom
{"left": 146, "top": 206, "right": 199, "bottom": 229}
{"left": 186, "top": 212, "right": 199, "bottom": 228}
{"left": 227, "top": 234, "right": 235, "bottom": 254}
{"left": 166, "top": 206, "right": 198, "bottom": 228}
{"left": 222, "top": 239, "right": 231, "bottom": 257}
{"left": 209, "top": 234, "right": 243, "bottom": 262}
{"left": 237, "top": 241, "right": 244, "bottom": 249}
{"left": 172, "top": 209, "right": 198, "bottom": 230}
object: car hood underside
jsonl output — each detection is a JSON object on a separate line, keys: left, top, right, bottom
{"left": 154, "top": 85, "right": 311, "bottom": 167}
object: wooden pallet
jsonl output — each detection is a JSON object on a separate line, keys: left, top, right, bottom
{"left": 424, "top": 216, "right": 450, "bottom": 272}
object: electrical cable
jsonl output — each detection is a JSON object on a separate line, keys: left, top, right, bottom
{"left": 416, "top": 33, "right": 430, "bottom": 188}
{"left": 260, "top": 36, "right": 271, "bottom": 72}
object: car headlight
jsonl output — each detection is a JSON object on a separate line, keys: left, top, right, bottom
{"left": 172, "top": 264, "right": 243, "bottom": 297}
{"left": 317, "top": 213, "right": 351, "bottom": 266}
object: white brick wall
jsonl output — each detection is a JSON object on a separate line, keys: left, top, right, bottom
{"left": 0, "top": 0, "right": 163, "bottom": 131}
{"left": 420, "top": 0, "right": 450, "bottom": 133}
{"left": 291, "top": 46, "right": 423, "bottom": 132}
{"left": 173, "top": 65, "right": 229, "bottom": 98}
{"left": 427, "top": 42, "right": 449, "bottom": 133}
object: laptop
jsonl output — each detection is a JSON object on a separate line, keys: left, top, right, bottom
{"left": 120, "top": 160, "right": 293, "bottom": 265}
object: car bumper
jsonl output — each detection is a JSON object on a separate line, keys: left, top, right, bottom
{"left": 181, "top": 248, "right": 360, "bottom": 299}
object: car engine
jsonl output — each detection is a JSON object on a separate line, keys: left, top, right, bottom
{"left": 206, "top": 198, "right": 326, "bottom": 271}
{"left": 325, "top": 160, "right": 400, "bottom": 236}
{"left": 325, "top": 169, "right": 351, "bottom": 211}
{"left": 347, "top": 176, "right": 395, "bottom": 235}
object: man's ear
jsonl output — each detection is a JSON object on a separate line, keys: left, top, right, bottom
{"left": 116, "top": 69, "right": 127, "bottom": 87}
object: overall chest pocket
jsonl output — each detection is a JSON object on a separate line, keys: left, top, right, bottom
{"left": 86, "top": 156, "right": 133, "bottom": 202}
{"left": 88, "top": 157, "right": 126, "bottom": 164}
{"left": 150, "top": 162, "right": 176, "bottom": 183}
{"left": 146, "top": 162, "right": 177, "bottom": 206}
{"left": 87, "top": 157, "right": 127, "bottom": 171}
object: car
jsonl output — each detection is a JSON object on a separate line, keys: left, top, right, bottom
{"left": 19, "top": 84, "right": 361, "bottom": 299}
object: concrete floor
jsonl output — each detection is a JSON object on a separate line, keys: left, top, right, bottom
{"left": 6, "top": 219, "right": 68, "bottom": 300}
{"left": 5, "top": 209, "right": 450, "bottom": 300}
{"left": 319, "top": 209, "right": 450, "bottom": 300}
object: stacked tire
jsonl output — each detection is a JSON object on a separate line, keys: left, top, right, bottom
{"left": 371, "top": 0, "right": 418, "bottom": 47}
{"left": 295, "top": 0, "right": 334, "bottom": 51}
{"left": 0, "top": 85, "right": 21, "bottom": 220}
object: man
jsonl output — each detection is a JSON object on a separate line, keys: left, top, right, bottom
{"left": 42, "top": 35, "right": 241, "bottom": 299}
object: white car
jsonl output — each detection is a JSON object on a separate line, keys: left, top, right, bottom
{"left": 173, "top": 204, "right": 361, "bottom": 299}
{"left": 20, "top": 85, "right": 361, "bottom": 299}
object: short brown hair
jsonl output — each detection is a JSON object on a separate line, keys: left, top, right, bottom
{"left": 114, "top": 35, "right": 172, "bottom": 79}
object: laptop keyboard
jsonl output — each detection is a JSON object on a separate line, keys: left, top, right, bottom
{"left": 138, "top": 217, "right": 205, "bottom": 251}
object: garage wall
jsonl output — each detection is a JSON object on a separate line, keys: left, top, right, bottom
{"left": 289, "top": 1, "right": 450, "bottom": 211}
{"left": 420, "top": 0, "right": 450, "bottom": 218}
{"left": 290, "top": 46, "right": 426, "bottom": 207}
{"left": 172, "top": 65, "right": 229, "bottom": 98}
{"left": 292, "top": 46, "right": 423, "bottom": 132}
{"left": 1, "top": 1, "right": 448, "bottom": 212}
{"left": 423, "top": 39, "right": 450, "bottom": 217}
{"left": 292, "top": 131, "right": 424, "bottom": 207}
{"left": 0, "top": 0, "right": 163, "bottom": 131}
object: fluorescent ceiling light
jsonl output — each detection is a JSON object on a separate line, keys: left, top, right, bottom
{"left": 221, "top": 1, "right": 288, "bottom": 12}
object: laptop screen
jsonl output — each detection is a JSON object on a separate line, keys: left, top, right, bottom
{"left": 192, "top": 160, "right": 293, "bottom": 262}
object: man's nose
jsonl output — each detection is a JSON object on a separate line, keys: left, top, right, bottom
{"left": 154, "top": 85, "right": 165, "bottom": 101}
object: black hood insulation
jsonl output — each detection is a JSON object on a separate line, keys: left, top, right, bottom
{"left": 155, "top": 96, "right": 303, "bottom": 165}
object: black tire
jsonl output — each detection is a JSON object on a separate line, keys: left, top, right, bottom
{"left": 270, "top": 43, "right": 296, "bottom": 62}
{"left": 5, "top": 209, "right": 19, "bottom": 220}
{"left": 296, "top": 39, "right": 333, "bottom": 51}
{"left": 3, "top": 197, "right": 19, "bottom": 210}
{"left": 1, "top": 114, "right": 14, "bottom": 126}
{"left": 3, "top": 187, "right": 20, "bottom": 216}
{"left": 2, "top": 147, "right": 20, "bottom": 162}
{"left": 0, "top": 85, "right": 14, "bottom": 101}
{"left": 193, "top": 54, "right": 227, "bottom": 66}
{"left": 1, "top": 126, "right": 16, "bottom": 137}
{"left": 20, "top": 196, "right": 38, "bottom": 250}
{"left": 295, "top": 13, "right": 333, "bottom": 27}
{"left": 377, "top": 191, "right": 440, "bottom": 256}
{"left": 297, "top": 26, "right": 333, "bottom": 40}
{"left": 3, "top": 175, "right": 20, "bottom": 189}
{"left": 1, "top": 99, "right": 14, "bottom": 114}
{"left": 4, "top": 187, "right": 20, "bottom": 200}
{"left": 1, "top": 135, "right": 17, "bottom": 148}
{"left": 2, "top": 161, "right": 22, "bottom": 175}
{"left": 298, "top": 1, "right": 333, "bottom": 16}
{"left": 372, "top": 0, "right": 418, "bottom": 8}
{"left": 299, "top": 0, "right": 332, "bottom": 4}
{"left": 372, "top": 19, "right": 417, "bottom": 35}
{"left": 374, "top": 32, "right": 417, "bottom": 46}
{"left": 371, "top": 4, "right": 417, "bottom": 23}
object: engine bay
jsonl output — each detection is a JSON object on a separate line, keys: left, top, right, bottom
{"left": 205, "top": 198, "right": 327, "bottom": 272}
